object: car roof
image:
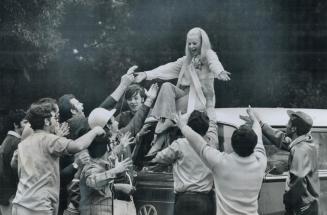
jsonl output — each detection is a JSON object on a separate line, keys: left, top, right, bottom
{"left": 215, "top": 107, "right": 327, "bottom": 128}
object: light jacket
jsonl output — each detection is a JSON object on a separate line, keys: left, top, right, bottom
{"left": 145, "top": 50, "right": 225, "bottom": 113}
{"left": 262, "top": 124, "right": 320, "bottom": 212}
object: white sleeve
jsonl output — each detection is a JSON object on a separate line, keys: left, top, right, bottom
{"left": 145, "top": 57, "right": 185, "bottom": 80}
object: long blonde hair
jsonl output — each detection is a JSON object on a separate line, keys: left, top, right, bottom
{"left": 184, "top": 27, "right": 212, "bottom": 64}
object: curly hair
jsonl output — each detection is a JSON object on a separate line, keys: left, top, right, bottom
{"left": 26, "top": 103, "right": 53, "bottom": 130}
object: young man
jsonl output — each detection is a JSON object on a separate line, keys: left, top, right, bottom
{"left": 174, "top": 107, "right": 267, "bottom": 214}
{"left": 0, "top": 110, "right": 28, "bottom": 215}
{"left": 116, "top": 84, "right": 146, "bottom": 129}
{"left": 151, "top": 110, "right": 218, "bottom": 215}
{"left": 253, "top": 110, "right": 319, "bottom": 215}
{"left": 58, "top": 67, "right": 157, "bottom": 139}
{"left": 12, "top": 103, "right": 105, "bottom": 215}
{"left": 57, "top": 68, "right": 138, "bottom": 214}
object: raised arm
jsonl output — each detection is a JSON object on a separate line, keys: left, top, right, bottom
{"left": 251, "top": 110, "right": 290, "bottom": 151}
{"left": 174, "top": 112, "right": 222, "bottom": 170}
{"left": 246, "top": 107, "right": 267, "bottom": 166}
{"left": 100, "top": 66, "right": 136, "bottom": 109}
{"left": 206, "top": 50, "right": 230, "bottom": 81}
{"left": 119, "top": 84, "right": 159, "bottom": 136}
{"left": 205, "top": 108, "right": 219, "bottom": 148}
{"left": 134, "top": 57, "right": 185, "bottom": 82}
{"left": 151, "top": 141, "right": 181, "bottom": 165}
{"left": 66, "top": 126, "right": 105, "bottom": 154}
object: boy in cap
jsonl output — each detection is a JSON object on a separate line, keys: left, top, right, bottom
{"left": 80, "top": 107, "right": 134, "bottom": 215}
{"left": 252, "top": 109, "right": 319, "bottom": 215}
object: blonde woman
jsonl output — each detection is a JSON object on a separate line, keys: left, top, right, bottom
{"left": 135, "top": 27, "right": 230, "bottom": 153}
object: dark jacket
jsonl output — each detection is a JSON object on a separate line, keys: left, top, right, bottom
{"left": 0, "top": 132, "right": 21, "bottom": 205}
{"left": 117, "top": 104, "right": 150, "bottom": 137}
{"left": 59, "top": 95, "right": 117, "bottom": 214}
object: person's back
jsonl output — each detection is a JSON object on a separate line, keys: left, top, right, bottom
{"left": 13, "top": 132, "right": 69, "bottom": 214}
{"left": 152, "top": 110, "right": 217, "bottom": 215}
{"left": 200, "top": 122, "right": 266, "bottom": 214}
{"left": 175, "top": 107, "right": 267, "bottom": 215}
{"left": 209, "top": 150, "right": 266, "bottom": 214}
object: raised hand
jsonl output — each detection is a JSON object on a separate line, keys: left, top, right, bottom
{"left": 173, "top": 111, "right": 189, "bottom": 130}
{"left": 120, "top": 65, "right": 137, "bottom": 87}
{"left": 217, "top": 70, "right": 231, "bottom": 81}
{"left": 145, "top": 83, "right": 159, "bottom": 100}
{"left": 134, "top": 72, "right": 147, "bottom": 83}
{"left": 120, "top": 132, "right": 135, "bottom": 148}
{"left": 239, "top": 115, "right": 252, "bottom": 124}
{"left": 55, "top": 122, "right": 70, "bottom": 137}
{"left": 127, "top": 65, "right": 138, "bottom": 75}
{"left": 137, "top": 123, "right": 152, "bottom": 138}
{"left": 113, "top": 157, "right": 133, "bottom": 174}
{"left": 246, "top": 105, "right": 262, "bottom": 123}
{"left": 246, "top": 106, "right": 258, "bottom": 123}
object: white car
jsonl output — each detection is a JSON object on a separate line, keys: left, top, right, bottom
{"left": 134, "top": 108, "right": 327, "bottom": 215}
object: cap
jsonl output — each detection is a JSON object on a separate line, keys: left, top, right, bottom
{"left": 88, "top": 108, "right": 116, "bottom": 129}
{"left": 287, "top": 110, "right": 313, "bottom": 128}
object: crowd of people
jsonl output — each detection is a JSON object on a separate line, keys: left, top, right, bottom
{"left": 0, "top": 27, "right": 320, "bottom": 215}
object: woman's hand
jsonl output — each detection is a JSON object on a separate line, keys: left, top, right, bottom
{"left": 134, "top": 72, "right": 147, "bottom": 83}
{"left": 217, "top": 70, "right": 231, "bottom": 81}
{"left": 126, "top": 65, "right": 138, "bottom": 75}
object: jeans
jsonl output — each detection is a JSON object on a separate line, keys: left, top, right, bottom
{"left": 285, "top": 201, "right": 319, "bottom": 215}
{"left": 174, "top": 191, "right": 215, "bottom": 215}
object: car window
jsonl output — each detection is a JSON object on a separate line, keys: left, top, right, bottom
{"left": 220, "top": 124, "right": 327, "bottom": 174}
{"left": 311, "top": 130, "right": 327, "bottom": 170}
{"left": 217, "top": 123, "right": 235, "bottom": 153}
{"left": 219, "top": 124, "right": 289, "bottom": 174}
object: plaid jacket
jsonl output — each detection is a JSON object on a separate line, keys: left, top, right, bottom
{"left": 80, "top": 152, "right": 116, "bottom": 215}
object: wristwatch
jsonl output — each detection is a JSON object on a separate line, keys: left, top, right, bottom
{"left": 72, "top": 162, "right": 79, "bottom": 169}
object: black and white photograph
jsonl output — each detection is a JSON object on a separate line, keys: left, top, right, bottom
{"left": 0, "top": 0, "right": 326, "bottom": 214}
